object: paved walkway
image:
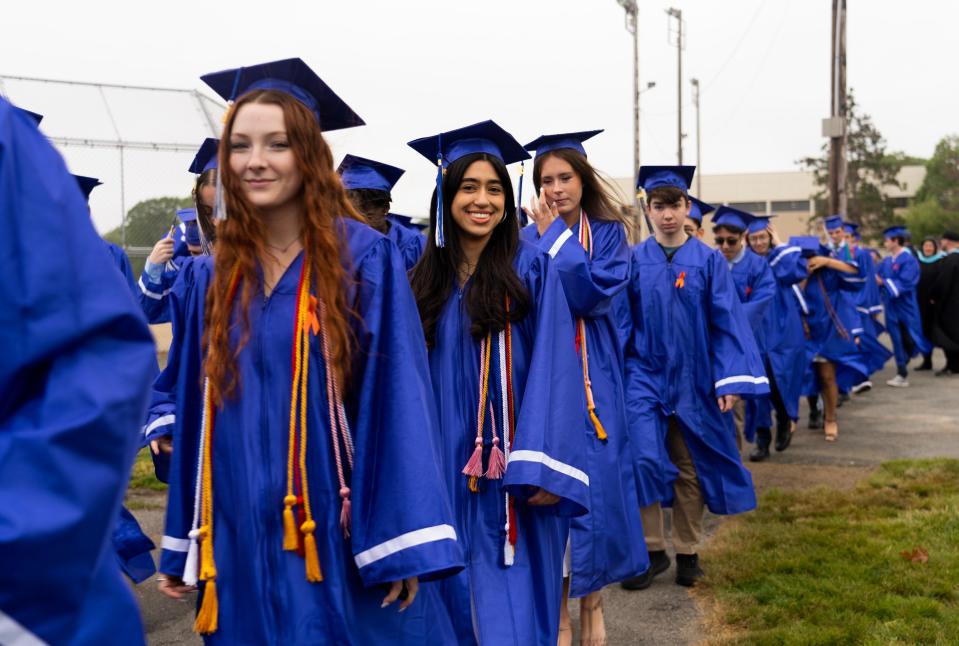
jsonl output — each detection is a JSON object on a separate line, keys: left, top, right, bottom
{"left": 135, "top": 357, "right": 959, "bottom": 644}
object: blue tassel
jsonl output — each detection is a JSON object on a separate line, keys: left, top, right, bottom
{"left": 516, "top": 161, "right": 526, "bottom": 228}
{"left": 435, "top": 153, "right": 445, "bottom": 248}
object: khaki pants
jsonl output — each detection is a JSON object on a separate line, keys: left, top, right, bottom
{"left": 640, "top": 417, "right": 705, "bottom": 555}
{"left": 732, "top": 399, "right": 746, "bottom": 453}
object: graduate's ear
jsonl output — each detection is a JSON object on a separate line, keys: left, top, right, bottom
{"left": 682, "top": 196, "right": 692, "bottom": 217}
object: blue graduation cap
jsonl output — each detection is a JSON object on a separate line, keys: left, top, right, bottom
{"left": 408, "top": 120, "right": 530, "bottom": 247}
{"left": 337, "top": 154, "right": 404, "bottom": 193}
{"left": 747, "top": 214, "right": 776, "bottom": 234}
{"left": 18, "top": 108, "right": 43, "bottom": 125}
{"left": 523, "top": 129, "right": 603, "bottom": 157}
{"left": 883, "top": 226, "right": 908, "bottom": 239}
{"left": 843, "top": 221, "right": 861, "bottom": 239}
{"left": 177, "top": 207, "right": 197, "bottom": 224}
{"left": 189, "top": 138, "right": 219, "bottom": 174}
{"left": 687, "top": 195, "right": 715, "bottom": 224}
{"left": 184, "top": 222, "right": 201, "bottom": 246}
{"left": 790, "top": 235, "right": 829, "bottom": 258}
{"left": 73, "top": 175, "right": 103, "bottom": 203}
{"left": 712, "top": 205, "right": 755, "bottom": 232}
{"left": 201, "top": 58, "right": 365, "bottom": 131}
{"left": 823, "top": 214, "right": 844, "bottom": 231}
{"left": 637, "top": 165, "right": 696, "bottom": 192}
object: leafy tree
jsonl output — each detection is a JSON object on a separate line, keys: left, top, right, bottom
{"left": 101, "top": 195, "right": 192, "bottom": 277}
{"left": 103, "top": 196, "right": 192, "bottom": 249}
{"left": 798, "top": 89, "right": 916, "bottom": 241}
{"left": 903, "top": 135, "right": 959, "bottom": 239}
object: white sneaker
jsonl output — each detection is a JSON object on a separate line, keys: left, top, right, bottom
{"left": 851, "top": 381, "right": 873, "bottom": 394}
{"left": 886, "top": 375, "right": 910, "bottom": 388}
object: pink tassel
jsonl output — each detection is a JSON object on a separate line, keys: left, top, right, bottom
{"left": 461, "top": 438, "right": 484, "bottom": 477}
{"left": 339, "top": 487, "right": 352, "bottom": 537}
{"left": 486, "top": 437, "right": 506, "bottom": 480}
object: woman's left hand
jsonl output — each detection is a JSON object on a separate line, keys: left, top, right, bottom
{"left": 527, "top": 487, "right": 561, "bottom": 506}
{"left": 382, "top": 576, "right": 418, "bottom": 612}
{"left": 523, "top": 187, "right": 560, "bottom": 236}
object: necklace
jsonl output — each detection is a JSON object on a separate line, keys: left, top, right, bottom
{"left": 265, "top": 233, "right": 302, "bottom": 254}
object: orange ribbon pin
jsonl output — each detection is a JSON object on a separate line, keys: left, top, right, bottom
{"left": 675, "top": 271, "right": 686, "bottom": 288}
{"left": 307, "top": 295, "right": 320, "bottom": 336}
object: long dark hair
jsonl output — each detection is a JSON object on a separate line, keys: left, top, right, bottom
{"left": 410, "top": 153, "right": 530, "bottom": 346}
{"left": 532, "top": 148, "right": 628, "bottom": 225}
{"left": 193, "top": 168, "right": 217, "bottom": 245}
{"left": 345, "top": 188, "right": 390, "bottom": 234}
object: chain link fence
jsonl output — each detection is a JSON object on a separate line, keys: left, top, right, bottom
{"left": 0, "top": 74, "right": 224, "bottom": 268}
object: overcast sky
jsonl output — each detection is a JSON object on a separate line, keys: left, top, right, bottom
{"left": 3, "top": 0, "right": 956, "bottom": 232}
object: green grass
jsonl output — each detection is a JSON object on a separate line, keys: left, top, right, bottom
{"left": 128, "top": 447, "right": 168, "bottom": 492}
{"left": 699, "top": 459, "right": 959, "bottom": 645}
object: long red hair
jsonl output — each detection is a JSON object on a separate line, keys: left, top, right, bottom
{"left": 204, "top": 89, "right": 364, "bottom": 405}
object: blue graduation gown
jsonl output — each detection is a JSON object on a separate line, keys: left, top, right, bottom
{"left": 387, "top": 214, "right": 426, "bottom": 271}
{"left": 728, "top": 248, "right": 776, "bottom": 355}
{"left": 848, "top": 246, "right": 892, "bottom": 376}
{"left": 158, "top": 220, "right": 464, "bottom": 645}
{"left": 521, "top": 217, "right": 648, "bottom": 597}
{"left": 624, "top": 237, "right": 763, "bottom": 516}
{"left": 879, "top": 250, "right": 932, "bottom": 367}
{"left": 428, "top": 241, "right": 591, "bottom": 645}
{"left": 137, "top": 230, "right": 192, "bottom": 324}
{"left": 800, "top": 256, "right": 870, "bottom": 395}
{"left": 102, "top": 241, "right": 159, "bottom": 583}
{"left": 105, "top": 241, "right": 138, "bottom": 295}
{"left": 0, "top": 98, "right": 155, "bottom": 646}
{"left": 728, "top": 248, "right": 776, "bottom": 442}
{"left": 751, "top": 244, "right": 808, "bottom": 428}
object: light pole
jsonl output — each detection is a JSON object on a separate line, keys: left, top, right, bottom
{"left": 691, "top": 78, "right": 701, "bottom": 196}
{"left": 616, "top": 0, "right": 640, "bottom": 200}
{"left": 666, "top": 7, "right": 683, "bottom": 164}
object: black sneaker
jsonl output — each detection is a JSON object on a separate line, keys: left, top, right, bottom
{"left": 935, "top": 368, "right": 958, "bottom": 377}
{"left": 675, "top": 553, "right": 705, "bottom": 587}
{"left": 620, "top": 550, "right": 671, "bottom": 591}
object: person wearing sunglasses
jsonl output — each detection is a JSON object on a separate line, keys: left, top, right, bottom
{"left": 711, "top": 207, "right": 776, "bottom": 453}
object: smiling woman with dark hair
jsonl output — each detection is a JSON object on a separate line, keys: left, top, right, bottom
{"left": 409, "top": 120, "right": 591, "bottom": 645}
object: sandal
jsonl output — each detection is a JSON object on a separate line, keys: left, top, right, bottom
{"left": 579, "top": 593, "right": 607, "bottom": 646}
{"left": 824, "top": 420, "right": 838, "bottom": 442}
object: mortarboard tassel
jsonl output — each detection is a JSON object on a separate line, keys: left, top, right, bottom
{"left": 516, "top": 161, "right": 527, "bottom": 227}
{"left": 435, "top": 152, "right": 445, "bottom": 248}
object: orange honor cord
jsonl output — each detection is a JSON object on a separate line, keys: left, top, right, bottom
{"left": 576, "top": 212, "right": 608, "bottom": 441}
{"left": 463, "top": 332, "right": 493, "bottom": 492}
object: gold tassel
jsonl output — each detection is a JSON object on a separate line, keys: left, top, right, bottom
{"left": 194, "top": 580, "right": 219, "bottom": 634}
{"left": 282, "top": 496, "right": 299, "bottom": 551}
{"left": 301, "top": 520, "right": 323, "bottom": 582}
{"left": 589, "top": 407, "right": 608, "bottom": 441}
{"left": 468, "top": 475, "right": 479, "bottom": 493}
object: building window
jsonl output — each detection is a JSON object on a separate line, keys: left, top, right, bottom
{"left": 771, "top": 200, "right": 810, "bottom": 212}
{"left": 727, "top": 201, "right": 767, "bottom": 213}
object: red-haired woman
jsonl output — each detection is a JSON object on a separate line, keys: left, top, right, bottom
{"left": 154, "top": 59, "right": 462, "bottom": 644}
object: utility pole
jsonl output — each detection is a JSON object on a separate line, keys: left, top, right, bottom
{"left": 666, "top": 8, "right": 684, "bottom": 164}
{"left": 823, "top": 0, "right": 847, "bottom": 217}
{"left": 691, "top": 78, "right": 701, "bottom": 196}
{"left": 616, "top": 1, "right": 640, "bottom": 204}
